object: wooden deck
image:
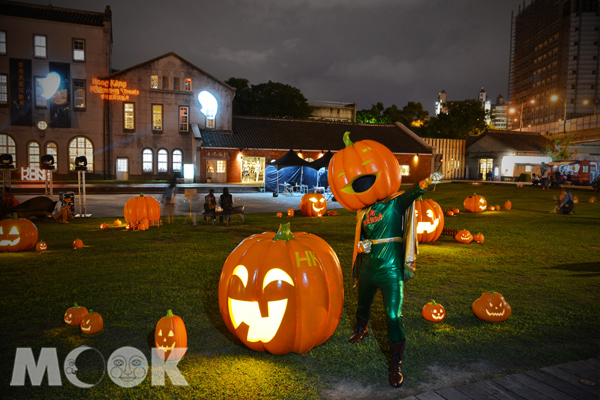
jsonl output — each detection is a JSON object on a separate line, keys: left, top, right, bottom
{"left": 403, "top": 358, "right": 599, "bottom": 400}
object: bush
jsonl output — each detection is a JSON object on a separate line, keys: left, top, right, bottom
{"left": 519, "top": 173, "right": 531, "bottom": 182}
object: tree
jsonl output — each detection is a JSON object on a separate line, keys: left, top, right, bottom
{"left": 421, "top": 100, "right": 490, "bottom": 138}
{"left": 356, "top": 101, "right": 429, "bottom": 127}
{"left": 357, "top": 102, "right": 390, "bottom": 124}
{"left": 544, "top": 131, "right": 577, "bottom": 161}
{"left": 224, "top": 77, "right": 251, "bottom": 116}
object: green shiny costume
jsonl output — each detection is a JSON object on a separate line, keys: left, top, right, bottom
{"left": 355, "top": 183, "right": 425, "bottom": 343}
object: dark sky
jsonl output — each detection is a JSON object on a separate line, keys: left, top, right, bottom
{"left": 27, "top": 0, "right": 528, "bottom": 114}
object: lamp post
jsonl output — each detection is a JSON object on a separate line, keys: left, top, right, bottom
{"left": 583, "top": 98, "right": 598, "bottom": 115}
{"left": 551, "top": 95, "right": 567, "bottom": 133}
{"left": 509, "top": 99, "right": 535, "bottom": 131}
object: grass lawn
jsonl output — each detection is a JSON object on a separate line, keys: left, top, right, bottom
{"left": 1, "top": 183, "right": 599, "bottom": 399}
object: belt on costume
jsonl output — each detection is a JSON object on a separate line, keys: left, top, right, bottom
{"left": 367, "top": 237, "right": 403, "bottom": 245}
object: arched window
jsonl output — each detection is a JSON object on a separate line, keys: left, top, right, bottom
{"left": 46, "top": 142, "right": 58, "bottom": 167}
{"left": 172, "top": 149, "right": 182, "bottom": 173}
{"left": 142, "top": 148, "right": 153, "bottom": 173}
{"left": 69, "top": 137, "right": 94, "bottom": 172}
{"left": 28, "top": 142, "right": 40, "bottom": 168}
{"left": 0, "top": 134, "right": 16, "bottom": 164}
{"left": 157, "top": 149, "right": 168, "bottom": 173}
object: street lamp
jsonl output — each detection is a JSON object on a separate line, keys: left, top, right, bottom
{"left": 551, "top": 95, "right": 567, "bottom": 132}
{"left": 509, "top": 99, "right": 535, "bottom": 131}
{"left": 583, "top": 98, "right": 598, "bottom": 115}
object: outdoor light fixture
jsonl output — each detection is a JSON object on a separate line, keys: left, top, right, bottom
{"left": 75, "top": 156, "right": 88, "bottom": 171}
{"left": 551, "top": 95, "right": 567, "bottom": 132}
{"left": 183, "top": 164, "right": 194, "bottom": 180}
{"left": 41, "top": 155, "right": 55, "bottom": 168}
{"left": 40, "top": 72, "right": 61, "bottom": 99}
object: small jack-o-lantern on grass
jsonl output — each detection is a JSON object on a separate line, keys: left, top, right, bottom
{"left": 81, "top": 310, "right": 103, "bottom": 335}
{"left": 464, "top": 194, "right": 487, "bottom": 213}
{"left": 64, "top": 303, "right": 88, "bottom": 326}
{"left": 415, "top": 198, "right": 444, "bottom": 243}
{"left": 300, "top": 193, "right": 327, "bottom": 217}
{"left": 446, "top": 210, "right": 454, "bottom": 216}
{"left": 218, "top": 223, "right": 343, "bottom": 355}
{"left": 452, "top": 207, "right": 459, "bottom": 214}
{"left": 488, "top": 206, "right": 495, "bottom": 212}
{"left": 276, "top": 213, "right": 282, "bottom": 218}
{"left": 114, "top": 219, "right": 123, "bottom": 226}
{"left": 494, "top": 205, "right": 501, "bottom": 211}
{"left": 73, "top": 238, "right": 83, "bottom": 249}
{"left": 124, "top": 194, "right": 161, "bottom": 228}
{"left": 422, "top": 300, "right": 446, "bottom": 322}
{"left": 0, "top": 213, "right": 39, "bottom": 252}
{"left": 455, "top": 229, "right": 473, "bottom": 244}
{"left": 504, "top": 200, "right": 512, "bottom": 210}
{"left": 155, "top": 309, "right": 187, "bottom": 361}
{"left": 287, "top": 208, "right": 294, "bottom": 217}
{"left": 100, "top": 223, "right": 109, "bottom": 230}
{"left": 573, "top": 196, "right": 579, "bottom": 204}
{"left": 36, "top": 240, "right": 48, "bottom": 252}
{"left": 472, "top": 291, "right": 511, "bottom": 322}
{"left": 473, "top": 233, "right": 485, "bottom": 244}
{"left": 589, "top": 197, "right": 596, "bottom": 203}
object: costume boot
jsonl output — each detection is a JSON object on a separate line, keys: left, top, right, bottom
{"left": 388, "top": 339, "right": 406, "bottom": 388}
{"left": 348, "top": 314, "right": 369, "bottom": 343}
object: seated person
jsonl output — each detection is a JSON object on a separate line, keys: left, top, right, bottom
{"left": 204, "top": 189, "right": 216, "bottom": 224}
{"left": 591, "top": 176, "right": 600, "bottom": 192}
{"left": 52, "top": 196, "right": 74, "bottom": 224}
{"left": 219, "top": 187, "right": 233, "bottom": 223}
{"left": 530, "top": 173, "right": 540, "bottom": 186}
{"left": 551, "top": 188, "right": 574, "bottom": 215}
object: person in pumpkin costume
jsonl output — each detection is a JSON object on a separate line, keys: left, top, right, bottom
{"left": 328, "top": 132, "right": 441, "bottom": 388}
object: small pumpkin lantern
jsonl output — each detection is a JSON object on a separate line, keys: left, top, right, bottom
{"left": 504, "top": 200, "right": 512, "bottom": 210}
{"left": 0, "top": 213, "right": 39, "bottom": 252}
{"left": 589, "top": 197, "right": 596, "bottom": 203}
{"left": 415, "top": 198, "right": 444, "bottom": 243}
{"left": 36, "top": 241, "right": 47, "bottom": 252}
{"left": 300, "top": 193, "right": 327, "bottom": 217}
{"left": 73, "top": 238, "right": 83, "bottom": 249}
{"left": 124, "top": 194, "right": 161, "bottom": 228}
{"left": 494, "top": 205, "right": 500, "bottom": 211}
{"left": 100, "top": 223, "right": 109, "bottom": 230}
{"left": 327, "top": 210, "right": 338, "bottom": 216}
{"left": 452, "top": 207, "right": 459, "bottom": 214}
{"left": 154, "top": 309, "right": 187, "bottom": 361}
{"left": 464, "top": 194, "right": 487, "bottom": 213}
{"left": 455, "top": 230, "right": 473, "bottom": 244}
{"left": 446, "top": 210, "right": 454, "bottom": 216}
{"left": 276, "top": 213, "right": 282, "bottom": 218}
{"left": 125, "top": 223, "right": 132, "bottom": 230}
{"left": 573, "top": 196, "right": 579, "bottom": 204}
{"left": 473, "top": 233, "right": 485, "bottom": 244}
{"left": 287, "top": 208, "right": 294, "bottom": 217}
{"left": 488, "top": 206, "right": 495, "bottom": 211}
{"left": 218, "top": 223, "right": 344, "bottom": 355}
{"left": 472, "top": 291, "right": 511, "bottom": 322}
{"left": 81, "top": 310, "right": 103, "bottom": 335}
{"left": 114, "top": 219, "right": 123, "bottom": 226}
{"left": 422, "top": 300, "right": 446, "bottom": 322}
{"left": 64, "top": 303, "right": 88, "bottom": 326}
{"left": 327, "top": 131, "right": 402, "bottom": 211}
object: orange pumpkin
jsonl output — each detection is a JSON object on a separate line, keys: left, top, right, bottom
{"left": 300, "top": 193, "right": 327, "bottom": 217}
{"left": 464, "top": 194, "right": 487, "bottom": 213}
{"left": 287, "top": 208, "right": 294, "bottom": 217}
{"left": 455, "top": 229, "right": 473, "bottom": 244}
{"left": 452, "top": 207, "right": 459, "bottom": 214}
{"left": 328, "top": 131, "right": 401, "bottom": 211}
{"left": 276, "top": 213, "right": 282, "bottom": 218}
{"left": 0, "top": 214, "right": 39, "bottom": 252}
{"left": 73, "top": 238, "right": 83, "bottom": 249}
{"left": 36, "top": 241, "right": 47, "bottom": 252}
{"left": 488, "top": 206, "right": 495, "bottom": 211}
{"left": 415, "top": 198, "right": 444, "bottom": 243}
{"left": 473, "top": 233, "right": 485, "bottom": 243}
{"left": 589, "top": 197, "right": 596, "bottom": 203}
{"left": 573, "top": 196, "right": 579, "bottom": 204}
{"left": 100, "top": 223, "right": 109, "bottom": 230}
{"left": 124, "top": 194, "right": 161, "bottom": 228}
{"left": 472, "top": 291, "right": 511, "bottom": 322}
{"left": 155, "top": 309, "right": 187, "bottom": 361}
{"left": 327, "top": 210, "right": 338, "bottom": 216}
{"left": 81, "top": 310, "right": 103, "bottom": 335}
{"left": 218, "top": 223, "right": 343, "bottom": 355}
{"left": 446, "top": 210, "right": 454, "bottom": 216}
{"left": 504, "top": 200, "right": 512, "bottom": 210}
{"left": 495, "top": 205, "right": 501, "bottom": 211}
{"left": 114, "top": 219, "right": 123, "bottom": 226}
{"left": 64, "top": 303, "right": 88, "bottom": 326}
{"left": 422, "top": 300, "right": 446, "bottom": 322}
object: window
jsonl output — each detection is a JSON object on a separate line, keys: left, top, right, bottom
{"left": 34, "top": 77, "right": 47, "bottom": 108}
{"left": 34, "top": 35, "right": 46, "bottom": 58}
{"left": 0, "top": 31, "right": 6, "bottom": 54}
{"left": 184, "top": 78, "right": 192, "bottom": 91}
{"left": 583, "top": 165, "right": 589, "bottom": 173}
{"left": 216, "top": 160, "right": 226, "bottom": 173}
{"left": 0, "top": 74, "right": 6, "bottom": 104}
{"left": 73, "top": 80, "right": 85, "bottom": 109}
{"left": 142, "top": 148, "right": 153, "bottom": 173}
{"left": 73, "top": 39, "right": 85, "bottom": 62}
{"left": 152, "top": 104, "right": 163, "bottom": 131}
{"left": 525, "top": 165, "right": 532, "bottom": 172}
{"left": 174, "top": 78, "right": 181, "bottom": 91}
{"left": 68, "top": 137, "right": 93, "bottom": 172}
{"left": 28, "top": 142, "right": 40, "bottom": 168}
{"left": 172, "top": 149, "right": 182, "bottom": 172}
{"left": 400, "top": 165, "right": 410, "bottom": 176}
{"left": 46, "top": 142, "right": 58, "bottom": 167}
{"left": 162, "top": 76, "right": 169, "bottom": 90}
{"left": 124, "top": 103, "right": 135, "bottom": 130}
{"left": 151, "top": 75, "right": 158, "bottom": 89}
{"left": 0, "top": 134, "right": 16, "bottom": 163}
{"left": 206, "top": 116, "right": 215, "bottom": 129}
{"left": 179, "top": 106, "right": 189, "bottom": 132}
{"left": 158, "top": 149, "right": 168, "bottom": 173}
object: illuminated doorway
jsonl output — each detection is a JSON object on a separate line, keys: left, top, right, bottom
{"left": 241, "top": 156, "right": 265, "bottom": 183}
{"left": 478, "top": 158, "right": 493, "bottom": 180}
{"left": 206, "top": 159, "right": 227, "bottom": 183}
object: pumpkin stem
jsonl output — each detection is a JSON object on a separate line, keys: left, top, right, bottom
{"left": 273, "top": 223, "right": 294, "bottom": 241}
{"left": 430, "top": 300, "right": 436, "bottom": 305}
{"left": 140, "top": 193, "right": 144, "bottom": 197}
{"left": 166, "top": 309, "right": 174, "bottom": 318}
{"left": 88, "top": 309, "right": 94, "bottom": 314}
{"left": 489, "top": 290, "right": 495, "bottom": 294}
{"left": 74, "top": 303, "right": 79, "bottom": 308}
{"left": 343, "top": 131, "right": 354, "bottom": 147}
{"left": 12, "top": 212, "right": 18, "bottom": 220}
{"left": 417, "top": 196, "right": 424, "bottom": 201}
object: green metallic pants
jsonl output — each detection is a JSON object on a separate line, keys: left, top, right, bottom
{"left": 355, "top": 266, "right": 405, "bottom": 343}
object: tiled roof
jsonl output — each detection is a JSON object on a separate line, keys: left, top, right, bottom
{"left": 484, "top": 130, "right": 549, "bottom": 152}
{"left": 0, "top": 1, "right": 108, "bottom": 26}
{"left": 201, "top": 116, "right": 433, "bottom": 154}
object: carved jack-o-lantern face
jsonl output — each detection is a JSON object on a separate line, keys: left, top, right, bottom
{"left": 422, "top": 300, "right": 446, "bottom": 322}
{"left": 64, "top": 303, "right": 88, "bottom": 326}
{"left": 276, "top": 213, "right": 282, "bottom": 218}
{"left": 0, "top": 214, "right": 39, "bottom": 252}
{"left": 287, "top": 208, "right": 294, "bottom": 217}
{"left": 36, "top": 241, "right": 47, "bottom": 251}
{"left": 154, "top": 310, "right": 187, "bottom": 361}
{"left": 464, "top": 194, "right": 487, "bottom": 213}
{"left": 414, "top": 198, "right": 444, "bottom": 243}
{"left": 80, "top": 310, "right": 103, "bottom": 335}
{"left": 300, "top": 193, "right": 327, "bottom": 217}
{"left": 455, "top": 229, "right": 473, "bottom": 244}
{"left": 218, "top": 223, "right": 344, "bottom": 355}
{"left": 472, "top": 291, "right": 511, "bottom": 322}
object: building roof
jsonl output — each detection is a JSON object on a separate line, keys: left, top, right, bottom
{"left": 467, "top": 130, "right": 550, "bottom": 152}
{"left": 201, "top": 116, "right": 433, "bottom": 154}
{"left": 0, "top": 1, "right": 109, "bottom": 26}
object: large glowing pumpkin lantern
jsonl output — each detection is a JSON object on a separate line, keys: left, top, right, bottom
{"left": 415, "top": 198, "right": 444, "bottom": 243}
{"left": 300, "top": 192, "right": 327, "bottom": 217}
{"left": 218, "top": 223, "right": 344, "bottom": 355}
{"left": 463, "top": 194, "right": 488, "bottom": 213}
{"left": 0, "top": 213, "right": 38, "bottom": 252}
{"left": 124, "top": 194, "right": 161, "bottom": 229}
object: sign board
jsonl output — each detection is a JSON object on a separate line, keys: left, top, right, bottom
{"left": 90, "top": 78, "right": 140, "bottom": 101}
{"left": 184, "top": 189, "right": 197, "bottom": 199}
{"left": 21, "top": 167, "right": 49, "bottom": 181}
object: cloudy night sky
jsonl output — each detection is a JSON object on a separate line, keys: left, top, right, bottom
{"left": 24, "top": 0, "right": 528, "bottom": 115}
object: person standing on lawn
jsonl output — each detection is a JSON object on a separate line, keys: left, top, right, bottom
{"left": 162, "top": 179, "right": 177, "bottom": 224}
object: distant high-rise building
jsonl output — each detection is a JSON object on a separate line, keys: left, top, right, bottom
{"left": 492, "top": 95, "right": 508, "bottom": 130}
{"left": 479, "top": 87, "right": 492, "bottom": 124}
{"left": 435, "top": 89, "right": 447, "bottom": 115}
{"left": 508, "top": 0, "right": 600, "bottom": 127}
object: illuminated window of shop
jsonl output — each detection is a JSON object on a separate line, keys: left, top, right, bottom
{"left": 152, "top": 104, "right": 163, "bottom": 131}
{"left": 124, "top": 103, "right": 135, "bottom": 130}
{"left": 158, "top": 149, "right": 168, "bottom": 173}
{"left": 241, "top": 156, "right": 265, "bottom": 182}
{"left": 162, "top": 76, "right": 169, "bottom": 90}
{"left": 206, "top": 117, "right": 215, "bottom": 129}
{"left": 0, "top": 74, "right": 6, "bottom": 104}
{"left": 0, "top": 134, "right": 16, "bottom": 163}
{"left": 216, "top": 160, "right": 226, "bottom": 173}
{"left": 174, "top": 78, "right": 181, "bottom": 91}
{"left": 34, "top": 77, "right": 47, "bottom": 108}
{"left": 73, "top": 80, "right": 85, "bottom": 109}
{"left": 400, "top": 165, "right": 410, "bottom": 176}
{"left": 0, "top": 31, "right": 6, "bottom": 55}
{"left": 184, "top": 78, "right": 192, "bottom": 91}
{"left": 28, "top": 142, "right": 40, "bottom": 168}
{"left": 142, "top": 148, "right": 153, "bottom": 173}
{"left": 73, "top": 39, "right": 85, "bottom": 62}
{"left": 69, "top": 137, "right": 93, "bottom": 172}
{"left": 172, "top": 149, "right": 182, "bottom": 172}
{"left": 179, "top": 106, "right": 189, "bottom": 132}
{"left": 206, "top": 160, "right": 215, "bottom": 173}
{"left": 46, "top": 142, "right": 58, "bottom": 167}
{"left": 151, "top": 75, "right": 158, "bottom": 89}
{"left": 34, "top": 35, "right": 46, "bottom": 58}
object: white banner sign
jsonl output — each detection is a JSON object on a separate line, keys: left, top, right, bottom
{"left": 21, "top": 167, "right": 49, "bottom": 181}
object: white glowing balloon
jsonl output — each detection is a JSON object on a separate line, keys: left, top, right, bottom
{"left": 41, "top": 72, "right": 61, "bottom": 99}
{"left": 198, "top": 91, "right": 218, "bottom": 117}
